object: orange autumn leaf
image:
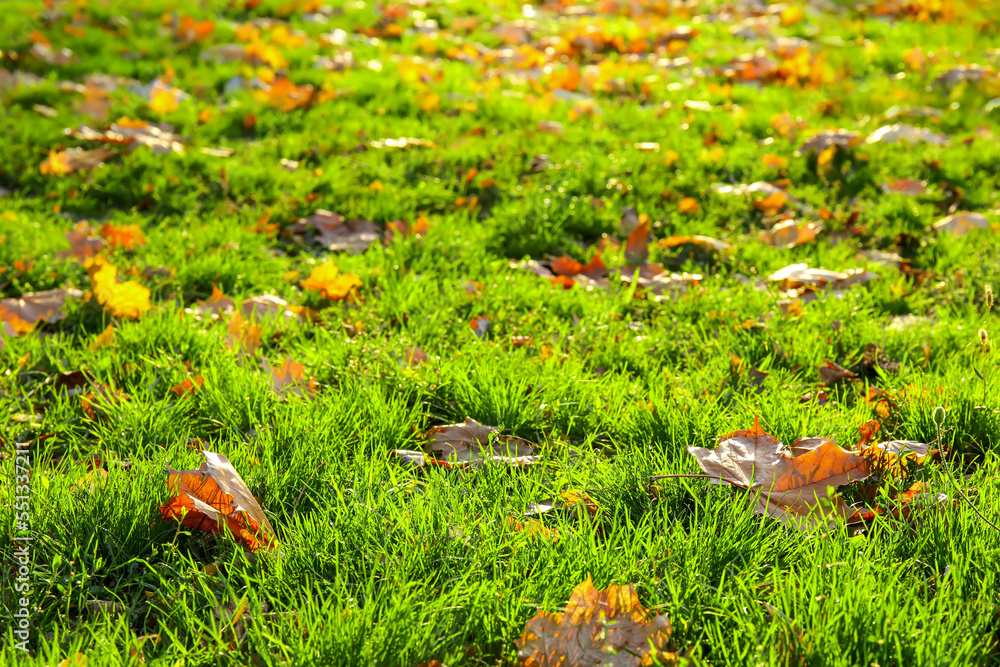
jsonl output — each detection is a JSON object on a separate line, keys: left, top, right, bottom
{"left": 99, "top": 223, "right": 146, "bottom": 250}
{"left": 159, "top": 450, "right": 276, "bottom": 552}
{"left": 171, "top": 376, "right": 204, "bottom": 397}
{"left": 516, "top": 577, "right": 674, "bottom": 667}
{"left": 300, "top": 261, "right": 362, "bottom": 300}
{"left": 686, "top": 416, "right": 871, "bottom": 530}
{"left": 678, "top": 197, "right": 698, "bottom": 213}
{"left": 762, "top": 153, "right": 788, "bottom": 168}
{"left": 40, "top": 147, "right": 116, "bottom": 175}
{"left": 225, "top": 312, "right": 262, "bottom": 355}
{"left": 88, "top": 257, "right": 152, "bottom": 319}
{"left": 149, "top": 84, "right": 181, "bottom": 114}
{"left": 0, "top": 288, "right": 84, "bottom": 335}
{"left": 624, "top": 214, "right": 650, "bottom": 265}
{"left": 753, "top": 191, "right": 788, "bottom": 214}
{"left": 263, "top": 357, "right": 317, "bottom": 398}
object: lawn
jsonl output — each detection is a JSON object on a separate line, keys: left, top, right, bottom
{"left": 2, "top": 0, "right": 1000, "bottom": 664}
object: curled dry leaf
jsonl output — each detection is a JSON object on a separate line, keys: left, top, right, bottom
{"left": 656, "top": 235, "right": 731, "bottom": 252}
{"left": 686, "top": 416, "right": 871, "bottom": 530}
{"left": 623, "top": 265, "right": 702, "bottom": 301}
{"left": 768, "top": 263, "right": 878, "bottom": 296}
{"left": 800, "top": 129, "right": 861, "bottom": 153}
{"left": 71, "top": 118, "right": 186, "bottom": 155}
{"left": 0, "top": 288, "right": 84, "bottom": 334}
{"left": 40, "top": 146, "right": 116, "bottom": 175}
{"left": 241, "top": 294, "right": 304, "bottom": 321}
{"left": 818, "top": 360, "right": 855, "bottom": 385}
{"left": 426, "top": 417, "right": 537, "bottom": 465}
{"left": 62, "top": 222, "right": 105, "bottom": 261}
{"left": 516, "top": 576, "right": 674, "bottom": 667}
{"left": 297, "top": 210, "right": 379, "bottom": 253}
{"left": 866, "top": 124, "right": 949, "bottom": 146}
{"left": 932, "top": 211, "right": 991, "bottom": 237}
{"left": 760, "top": 220, "right": 819, "bottom": 248}
{"left": 159, "top": 450, "right": 275, "bottom": 552}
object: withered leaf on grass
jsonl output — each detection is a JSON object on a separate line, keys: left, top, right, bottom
{"left": 263, "top": 357, "right": 317, "bottom": 399}
{"left": 300, "top": 262, "right": 362, "bottom": 300}
{"left": 866, "top": 124, "right": 949, "bottom": 146}
{"left": 0, "top": 288, "right": 84, "bottom": 334}
{"left": 800, "top": 129, "right": 861, "bottom": 153}
{"left": 88, "top": 257, "right": 151, "bottom": 319}
{"left": 516, "top": 577, "right": 674, "bottom": 667}
{"left": 188, "top": 285, "right": 235, "bottom": 319}
{"left": 818, "top": 360, "right": 855, "bottom": 385}
{"left": 686, "top": 416, "right": 871, "bottom": 530}
{"left": 393, "top": 418, "right": 539, "bottom": 469}
{"left": 159, "top": 450, "right": 275, "bottom": 552}
{"left": 62, "top": 222, "right": 105, "bottom": 261}
{"left": 40, "top": 146, "right": 116, "bottom": 175}
{"left": 295, "top": 210, "right": 379, "bottom": 253}
{"left": 71, "top": 118, "right": 187, "bottom": 155}
{"left": 932, "top": 212, "right": 991, "bottom": 237}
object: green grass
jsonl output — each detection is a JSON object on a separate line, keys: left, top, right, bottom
{"left": 2, "top": 0, "right": 1000, "bottom": 664}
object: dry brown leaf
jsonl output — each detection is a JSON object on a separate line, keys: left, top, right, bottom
{"left": 932, "top": 211, "right": 991, "bottom": 236}
{"left": 159, "top": 450, "right": 275, "bottom": 552}
{"left": 62, "top": 222, "right": 105, "bottom": 261}
{"left": 40, "top": 146, "right": 116, "bottom": 175}
{"left": 866, "top": 124, "right": 949, "bottom": 146}
{"left": 225, "top": 312, "right": 262, "bottom": 355}
{"left": 818, "top": 360, "right": 855, "bottom": 385}
{"left": 761, "top": 220, "right": 819, "bottom": 248}
{"left": 0, "top": 288, "right": 83, "bottom": 334}
{"left": 881, "top": 179, "right": 927, "bottom": 196}
{"left": 656, "top": 235, "right": 731, "bottom": 252}
{"left": 622, "top": 265, "right": 701, "bottom": 301}
{"left": 263, "top": 357, "right": 317, "bottom": 399}
{"left": 516, "top": 577, "right": 674, "bottom": 667}
{"left": 241, "top": 294, "right": 304, "bottom": 321}
{"left": 624, "top": 215, "right": 650, "bottom": 266}
{"left": 687, "top": 416, "right": 871, "bottom": 530}
{"left": 800, "top": 129, "right": 860, "bottom": 153}
{"left": 297, "top": 210, "right": 380, "bottom": 253}
{"left": 188, "top": 284, "right": 235, "bottom": 319}
{"left": 71, "top": 119, "right": 186, "bottom": 155}
{"left": 426, "top": 417, "right": 537, "bottom": 465}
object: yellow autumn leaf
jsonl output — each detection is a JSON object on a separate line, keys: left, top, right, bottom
{"left": 149, "top": 85, "right": 180, "bottom": 114}
{"left": 88, "top": 258, "right": 152, "bottom": 319}
{"left": 300, "top": 262, "right": 362, "bottom": 300}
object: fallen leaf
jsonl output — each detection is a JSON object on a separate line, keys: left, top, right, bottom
{"left": 761, "top": 220, "right": 819, "bottom": 248}
{"left": 0, "top": 288, "right": 84, "bottom": 334}
{"left": 403, "top": 346, "right": 427, "bottom": 367}
{"left": 818, "top": 360, "right": 855, "bottom": 385}
{"left": 516, "top": 577, "right": 674, "bottom": 667}
{"left": 866, "top": 124, "right": 949, "bottom": 146}
{"left": 99, "top": 223, "right": 146, "bottom": 249}
{"left": 881, "top": 179, "right": 927, "bottom": 196}
{"left": 932, "top": 211, "right": 991, "bottom": 236}
{"left": 687, "top": 416, "right": 871, "bottom": 530}
{"left": 90, "top": 324, "right": 115, "bottom": 349}
{"left": 189, "top": 284, "right": 235, "bottom": 319}
{"left": 624, "top": 215, "right": 650, "bottom": 265}
{"left": 425, "top": 418, "right": 537, "bottom": 465}
{"left": 297, "top": 211, "right": 379, "bottom": 253}
{"left": 159, "top": 450, "right": 276, "bottom": 552}
{"left": 300, "top": 261, "right": 362, "bottom": 300}
{"left": 241, "top": 294, "right": 303, "bottom": 321}
{"left": 800, "top": 129, "right": 860, "bottom": 153}
{"left": 88, "top": 258, "right": 151, "bottom": 319}
{"left": 263, "top": 357, "right": 317, "bottom": 398}
{"left": 657, "top": 235, "right": 731, "bottom": 252}
{"left": 40, "top": 147, "right": 116, "bottom": 175}
{"left": 62, "top": 222, "right": 105, "bottom": 260}
{"left": 171, "top": 376, "right": 204, "bottom": 397}
{"left": 225, "top": 312, "right": 262, "bottom": 355}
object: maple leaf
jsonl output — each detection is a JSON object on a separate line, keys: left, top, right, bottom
{"left": 171, "top": 376, "right": 204, "bottom": 397}
{"left": 0, "top": 288, "right": 84, "bottom": 334}
{"left": 159, "top": 450, "right": 276, "bottom": 552}
{"left": 88, "top": 258, "right": 152, "bottom": 319}
{"left": 149, "top": 82, "right": 182, "bottom": 114}
{"left": 296, "top": 210, "right": 379, "bottom": 253}
{"left": 300, "top": 261, "right": 362, "bottom": 300}
{"left": 516, "top": 577, "right": 675, "bottom": 667}
{"left": 99, "top": 223, "right": 146, "bottom": 249}
{"left": 225, "top": 312, "right": 262, "bottom": 355}
{"left": 40, "top": 147, "right": 116, "bottom": 175}
{"left": 932, "top": 212, "right": 991, "bottom": 236}
{"left": 818, "top": 360, "right": 855, "bottom": 385}
{"left": 263, "top": 357, "right": 317, "bottom": 398}
{"left": 881, "top": 178, "right": 927, "bottom": 196}
{"left": 687, "top": 417, "right": 871, "bottom": 530}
